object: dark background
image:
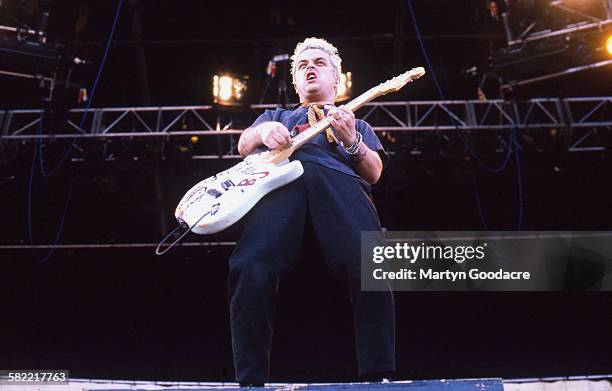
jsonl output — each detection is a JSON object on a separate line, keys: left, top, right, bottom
{"left": 1, "top": 0, "right": 612, "bottom": 383}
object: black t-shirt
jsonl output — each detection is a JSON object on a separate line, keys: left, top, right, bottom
{"left": 251, "top": 106, "right": 388, "bottom": 180}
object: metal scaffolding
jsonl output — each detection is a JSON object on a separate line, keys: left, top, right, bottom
{"left": 1, "top": 98, "right": 610, "bottom": 155}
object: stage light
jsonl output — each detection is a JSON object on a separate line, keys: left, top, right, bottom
{"left": 336, "top": 71, "right": 352, "bottom": 102}
{"left": 606, "top": 35, "right": 612, "bottom": 56}
{"left": 213, "top": 74, "right": 248, "bottom": 106}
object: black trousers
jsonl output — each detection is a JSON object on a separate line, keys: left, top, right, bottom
{"left": 228, "top": 162, "right": 395, "bottom": 383}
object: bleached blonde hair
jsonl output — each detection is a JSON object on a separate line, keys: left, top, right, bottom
{"left": 290, "top": 37, "right": 342, "bottom": 95}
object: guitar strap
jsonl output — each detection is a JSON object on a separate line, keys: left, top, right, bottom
{"left": 308, "top": 103, "right": 339, "bottom": 145}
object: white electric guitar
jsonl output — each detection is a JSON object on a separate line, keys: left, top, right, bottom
{"left": 170, "top": 67, "right": 425, "bottom": 241}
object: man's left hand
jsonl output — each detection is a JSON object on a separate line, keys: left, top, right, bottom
{"left": 328, "top": 105, "right": 356, "bottom": 146}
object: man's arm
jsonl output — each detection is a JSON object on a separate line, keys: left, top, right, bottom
{"left": 238, "top": 121, "right": 292, "bottom": 157}
{"left": 346, "top": 142, "right": 383, "bottom": 185}
{"left": 329, "top": 105, "right": 383, "bottom": 184}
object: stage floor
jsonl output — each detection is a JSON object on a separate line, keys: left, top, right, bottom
{"left": 2, "top": 377, "right": 611, "bottom": 391}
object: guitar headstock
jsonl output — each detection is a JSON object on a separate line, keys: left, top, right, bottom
{"left": 373, "top": 67, "right": 426, "bottom": 96}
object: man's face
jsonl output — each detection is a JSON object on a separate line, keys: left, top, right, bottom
{"left": 293, "top": 48, "right": 338, "bottom": 103}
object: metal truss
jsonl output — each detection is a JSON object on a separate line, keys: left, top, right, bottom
{"left": 564, "top": 97, "right": 612, "bottom": 151}
{"left": 508, "top": 19, "right": 612, "bottom": 46}
{"left": 1, "top": 98, "right": 610, "bottom": 155}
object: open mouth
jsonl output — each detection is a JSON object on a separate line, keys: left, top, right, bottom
{"left": 306, "top": 72, "right": 317, "bottom": 82}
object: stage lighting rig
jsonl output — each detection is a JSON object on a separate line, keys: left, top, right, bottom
{"left": 0, "top": 5, "right": 89, "bottom": 104}
{"left": 480, "top": 0, "right": 612, "bottom": 97}
{"left": 335, "top": 71, "right": 352, "bottom": 102}
{"left": 212, "top": 74, "right": 249, "bottom": 107}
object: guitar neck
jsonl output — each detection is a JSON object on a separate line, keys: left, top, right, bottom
{"left": 262, "top": 86, "right": 379, "bottom": 164}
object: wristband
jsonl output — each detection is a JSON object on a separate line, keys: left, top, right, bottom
{"left": 341, "top": 132, "right": 362, "bottom": 155}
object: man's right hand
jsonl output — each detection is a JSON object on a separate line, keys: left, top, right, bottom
{"left": 257, "top": 121, "right": 292, "bottom": 150}
{"left": 238, "top": 121, "right": 292, "bottom": 157}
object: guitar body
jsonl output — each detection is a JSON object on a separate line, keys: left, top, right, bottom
{"left": 176, "top": 154, "right": 304, "bottom": 235}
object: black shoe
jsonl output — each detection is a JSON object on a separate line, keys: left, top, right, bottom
{"left": 360, "top": 371, "right": 393, "bottom": 383}
{"left": 239, "top": 382, "right": 265, "bottom": 388}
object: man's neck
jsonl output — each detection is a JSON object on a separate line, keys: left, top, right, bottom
{"left": 300, "top": 99, "right": 334, "bottom": 107}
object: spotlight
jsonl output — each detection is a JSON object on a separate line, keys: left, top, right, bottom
{"left": 606, "top": 35, "right": 612, "bottom": 56}
{"left": 212, "top": 74, "right": 248, "bottom": 106}
{"left": 335, "top": 71, "right": 352, "bottom": 102}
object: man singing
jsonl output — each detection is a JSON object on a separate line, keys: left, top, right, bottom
{"left": 230, "top": 37, "right": 395, "bottom": 386}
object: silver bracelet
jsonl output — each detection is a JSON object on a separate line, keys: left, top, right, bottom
{"left": 341, "top": 132, "right": 362, "bottom": 155}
